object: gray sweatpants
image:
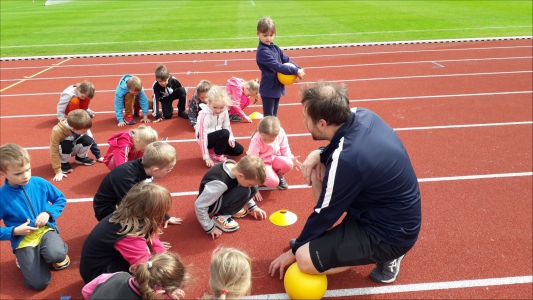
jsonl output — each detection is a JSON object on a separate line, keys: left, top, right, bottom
{"left": 15, "top": 230, "right": 68, "bottom": 290}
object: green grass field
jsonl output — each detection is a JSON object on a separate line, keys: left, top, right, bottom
{"left": 1, "top": 0, "right": 531, "bottom": 58}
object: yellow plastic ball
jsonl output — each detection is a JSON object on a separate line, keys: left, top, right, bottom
{"left": 284, "top": 262, "right": 327, "bottom": 299}
{"left": 277, "top": 63, "right": 298, "bottom": 85}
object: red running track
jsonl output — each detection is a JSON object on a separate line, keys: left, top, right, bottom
{"left": 0, "top": 38, "right": 531, "bottom": 299}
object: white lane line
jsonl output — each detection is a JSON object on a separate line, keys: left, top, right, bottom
{"left": 2, "top": 45, "right": 531, "bottom": 70}
{"left": 2, "top": 56, "right": 532, "bottom": 83}
{"left": 17, "top": 121, "right": 533, "bottom": 150}
{"left": 65, "top": 172, "right": 532, "bottom": 203}
{"left": 243, "top": 275, "right": 533, "bottom": 299}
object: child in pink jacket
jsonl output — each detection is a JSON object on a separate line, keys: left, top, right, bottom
{"left": 103, "top": 125, "right": 158, "bottom": 170}
{"left": 247, "top": 116, "right": 301, "bottom": 189}
{"left": 225, "top": 77, "right": 260, "bottom": 123}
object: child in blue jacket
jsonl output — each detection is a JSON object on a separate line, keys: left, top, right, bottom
{"left": 0, "top": 143, "right": 70, "bottom": 290}
{"left": 256, "top": 17, "right": 305, "bottom": 116}
{"left": 114, "top": 75, "right": 153, "bottom": 127}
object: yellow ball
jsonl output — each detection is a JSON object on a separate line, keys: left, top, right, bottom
{"left": 284, "top": 262, "right": 327, "bottom": 299}
{"left": 277, "top": 63, "right": 298, "bottom": 85}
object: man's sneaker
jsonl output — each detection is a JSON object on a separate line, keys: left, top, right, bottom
{"left": 15, "top": 258, "right": 20, "bottom": 269}
{"left": 232, "top": 208, "right": 248, "bottom": 218}
{"left": 213, "top": 215, "right": 239, "bottom": 232}
{"left": 53, "top": 255, "right": 70, "bottom": 270}
{"left": 124, "top": 114, "right": 136, "bottom": 125}
{"left": 229, "top": 114, "right": 243, "bottom": 122}
{"left": 289, "top": 238, "right": 296, "bottom": 248}
{"left": 61, "top": 162, "right": 73, "bottom": 174}
{"left": 75, "top": 156, "right": 95, "bottom": 166}
{"left": 277, "top": 175, "right": 289, "bottom": 190}
{"left": 369, "top": 254, "right": 405, "bottom": 283}
{"left": 177, "top": 110, "right": 189, "bottom": 119}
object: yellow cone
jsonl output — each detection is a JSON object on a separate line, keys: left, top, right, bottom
{"left": 269, "top": 209, "right": 297, "bottom": 226}
{"left": 249, "top": 111, "right": 264, "bottom": 119}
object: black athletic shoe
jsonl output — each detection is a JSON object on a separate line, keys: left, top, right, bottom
{"left": 61, "top": 162, "right": 73, "bottom": 174}
{"left": 370, "top": 254, "right": 405, "bottom": 283}
{"left": 75, "top": 156, "right": 95, "bottom": 166}
{"left": 289, "top": 238, "right": 296, "bottom": 248}
{"left": 177, "top": 111, "right": 189, "bottom": 119}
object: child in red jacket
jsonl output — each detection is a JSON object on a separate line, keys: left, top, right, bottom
{"left": 103, "top": 125, "right": 158, "bottom": 171}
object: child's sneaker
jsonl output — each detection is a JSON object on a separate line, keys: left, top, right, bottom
{"left": 61, "top": 162, "right": 73, "bottom": 174}
{"left": 53, "top": 255, "right": 70, "bottom": 270}
{"left": 277, "top": 175, "right": 289, "bottom": 190}
{"left": 369, "top": 254, "right": 405, "bottom": 283}
{"left": 213, "top": 215, "right": 239, "bottom": 232}
{"left": 133, "top": 110, "right": 143, "bottom": 118}
{"left": 75, "top": 156, "right": 95, "bottom": 166}
{"left": 229, "top": 114, "right": 243, "bottom": 122}
{"left": 232, "top": 208, "right": 248, "bottom": 218}
{"left": 124, "top": 114, "right": 136, "bottom": 125}
{"left": 177, "top": 110, "right": 189, "bottom": 119}
{"left": 213, "top": 154, "right": 227, "bottom": 163}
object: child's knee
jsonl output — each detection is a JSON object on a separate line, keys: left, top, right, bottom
{"left": 24, "top": 277, "right": 50, "bottom": 291}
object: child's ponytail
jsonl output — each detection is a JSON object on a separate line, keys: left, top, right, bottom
{"left": 131, "top": 252, "right": 187, "bottom": 300}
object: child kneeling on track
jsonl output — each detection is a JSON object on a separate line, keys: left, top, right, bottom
{"left": 82, "top": 252, "right": 188, "bottom": 300}
{"left": 196, "top": 86, "right": 244, "bottom": 168}
{"left": 195, "top": 155, "right": 267, "bottom": 240}
{"left": 50, "top": 109, "right": 100, "bottom": 182}
{"left": 152, "top": 64, "right": 189, "bottom": 122}
{"left": 248, "top": 116, "right": 302, "bottom": 190}
{"left": 56, "top": 81, "right": 103, "bottom": 163}
{"left": 188, "top": 80, "right": 212, "bottom": 130}
{"left": 225, "top": 77, "right": 260, "bottom": 123}
{"left": 80, "top": 182, "right": 173, "bottom": 284}
{"left": 103, "top": 125, "right": 158, "bottom": 171}
{"left": 93, "top": 141, "right": 179, "bottom": 226}
{"left": 202, "top": 247, "right": 252, "bottom": 300}
{"left": 114, "top": 75, "right": 153, "bottom": 127}
{"left": 0, "top": 143, "right": 70, "bottom": 291}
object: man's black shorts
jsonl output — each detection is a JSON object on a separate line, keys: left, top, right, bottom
{"left": 309, "top": 213, "right": 413, "bottom": 272}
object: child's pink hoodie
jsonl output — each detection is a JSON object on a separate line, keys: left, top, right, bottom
{"left": 225, "top": 77, "right": 251, "bottom": 119}
{"left": 248, "top": 127, "right": 294, "bottom": 165}
{"left": 103, "top": 131, "right": 143, "bottom": 170}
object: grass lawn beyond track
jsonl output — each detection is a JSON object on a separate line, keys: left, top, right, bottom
{"left": 0, "top": 0, "right": 531, "bottom": 58}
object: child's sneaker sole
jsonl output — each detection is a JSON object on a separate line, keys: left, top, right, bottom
{"left": 232, "top": 208, "right": 248, "bottom": 218}
{"left": 53, "top": 255, "right": 70, "bottom": 270}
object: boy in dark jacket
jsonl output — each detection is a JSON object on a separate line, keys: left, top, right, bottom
{"left": 152, "top": 64, "right": 188, "bottom": 121}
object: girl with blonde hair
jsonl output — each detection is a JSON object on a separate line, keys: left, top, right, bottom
{"left": 204, "top": 247, "right": 252, "bottom": 300}
{"left": 103, "top": 124, "right": 158, "bottom": 170}
{"left": 196, "top": 86, "right": 244, "bottom": 167}
{"left": 225, "top": 77, "right": 260, "bottom": 123}
{"left": 82, "top": 252, "right": 188, "bottom": 300}
{"left": 80, "top": 182, "right": 172, "bottom": 284}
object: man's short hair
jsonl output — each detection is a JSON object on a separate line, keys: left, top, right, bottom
{"left": 0, "top": 143, "right": 30, "bottom": 172}
{"left": 300, "top": 81, "right": 351, "bottom": 126}
{"left": 126, "top": 76, "right": 143, "bottom": 92}
{"left": 67, "top": 109, "right": 92, "bottom": 130}
{"left": 142, "top": 141, "right": 177, "bottom": 168}
{"left": 236, "top": 155, "right": 266, "bottom": 184}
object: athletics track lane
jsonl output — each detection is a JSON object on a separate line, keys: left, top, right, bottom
{"left": 0, "top": 39, "right": 531, "bottom": 299}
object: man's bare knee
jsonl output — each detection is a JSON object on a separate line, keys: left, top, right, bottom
{"left": 295, "top": 243, "right": 320, "bottom": 274}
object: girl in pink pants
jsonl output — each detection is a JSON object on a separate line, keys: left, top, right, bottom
{"left": 247, "top": 116, "right": 301, "bottom": 189}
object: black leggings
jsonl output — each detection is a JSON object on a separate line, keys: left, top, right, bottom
{"left": 207, "top": 129, "right": 244, "bottom": 156}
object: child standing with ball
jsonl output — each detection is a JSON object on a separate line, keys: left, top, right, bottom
{"left": 255, "top": 17, "right": 305, "bottom": 117}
